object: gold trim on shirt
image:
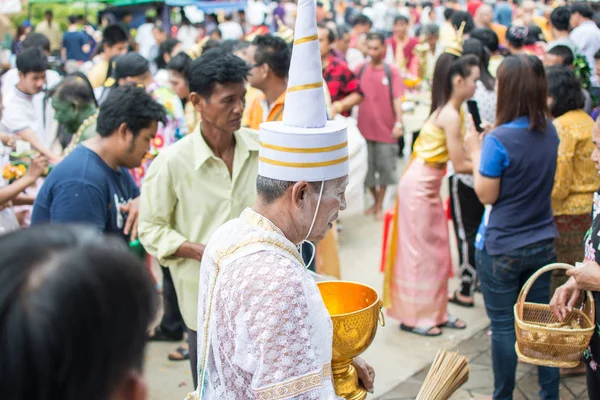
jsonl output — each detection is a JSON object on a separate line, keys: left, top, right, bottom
{"left": 254, "top": 363, "right": 333, "bottom": 400}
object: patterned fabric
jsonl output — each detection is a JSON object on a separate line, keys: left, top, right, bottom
{"left": 551, "top": 110, "right": 600, "bottom": 216}
{"left": 192, "top": 208, "right": 340, "bottom": 399}
{"left": 582, "top": 191, "right": 600, "bottom": 373}
{"left": 322, "top": 54, "right": 362, "bottom": 115}
{"left": 130, "top": 81, "right": 188, "bottom": 186}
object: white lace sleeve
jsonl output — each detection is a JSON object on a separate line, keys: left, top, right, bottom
{"left": 224, "top": 251, "right": 338, "bottom": 399}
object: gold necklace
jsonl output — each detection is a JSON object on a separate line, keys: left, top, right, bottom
{"left": 63, "top": 111, "right": 99, "bottom": 156}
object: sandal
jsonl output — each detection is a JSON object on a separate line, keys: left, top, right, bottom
{"left": 439, "top": 314, "right": 467, "bottom": 330}
{"left": 148, "top": 326, "right": 184, "bottom": 342}
{"left": 400, "top": 323, "right": 442, "bottom": 337}
{"left": 448, "top": 291, "right": 474, "bottom": 308}
{"left": 168, "top": 346, "right": 190, "bottom": 361}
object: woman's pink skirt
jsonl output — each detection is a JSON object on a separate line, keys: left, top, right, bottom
{"left": 387, "top": 160, "right": 451, "bottom": 328}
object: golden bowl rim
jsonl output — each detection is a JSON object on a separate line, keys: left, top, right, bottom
{"left": 317, "top": 280, "right": 382, "bottom": 318}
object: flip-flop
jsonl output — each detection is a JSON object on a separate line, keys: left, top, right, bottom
{"left": 448, "top": 291, "right": 475, "bottom": 308}
{"left": 400, "top": 323, "right": 442, "bottom": 337}
{"left": 439, "top": 314, "right": 467, "bottom": 330}
{"left": 168, "top": 346, "right": 190, "bottom": 361}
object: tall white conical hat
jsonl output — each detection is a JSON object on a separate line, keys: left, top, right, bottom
{"left": 258, "top": 0, "right": 348, "bottom": 182}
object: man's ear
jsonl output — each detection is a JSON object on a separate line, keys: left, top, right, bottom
{"left": 291, "top": 181, "right": 309, "bottom": 209}
{"left": 189, "top": 92, "right": 206, "bottom": 114}
{"left": 111, "top": 371, "right": 147, "bottom": 400}
{"left": 116, "top": 122, "right": 130, "bottom": 141}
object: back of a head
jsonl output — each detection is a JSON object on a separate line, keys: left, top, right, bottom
{"left": 470, "top": 27, "right": 499, "bottom": 53}
{"left": 220, "top": 39, "right": 239, "bottom": 54}
{"left": 22, "top": 33, "right": 51, "bottom": 54}
{"left": 550, "top": 6, "right": 571, "bottom": 32}
{"left": 51, "top": 73, "right": 97, "bottom": 109}
{"left": 571, "top": 2, "right": 594, "bottom": 20}
{"left": 0, "top": 225, "right": 158, "bottom": 400}
{"left": 68, "top": 15, "right": 78, "bottom": 25}
{"left": 16, "top": 47, "right": 48, "bottom": 75}
{"left": 506, "top": 25, "right": 528, "bottom": 49}
{"left": 451, "top": 11, "right": 475, "bottom": 34}
{"left": 188, "top": 48, "right": 250, "bottom": 98}
{"left": 252, "top": 34, "right": 291, "bottom": 79}
{"left": 444, "top": 8, "right": 455, "bottom": 21}
{"left": 547, "top": 65, "right": 584, "bottom": 118}
{"left": 430, "top": 52, "right": 459, "bottom": 115}
{"left": 352, "top": 14, "right": 373, "bottom": 27}
{"left": 496, "top": 55, "right": 548, "bottom": 131}
{"left": 167, "top": 52, "right": 192, "bottom": 76}
{"left": 547, "top": 45, "right": 574, "bottom": 66}
{"left": 157, "top": 38, "right": 180, "bottom": 69}
{"left": 103, "top": 24, "right": 129, "bottom": 46}
{"left": 97, "top": 85, "right": 167, "bottom": 138}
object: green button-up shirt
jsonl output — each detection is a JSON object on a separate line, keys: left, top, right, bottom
{"left": 138, "top": 125, "right": 259, "bottom": 329}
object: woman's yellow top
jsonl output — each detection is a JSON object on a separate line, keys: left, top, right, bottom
{"left": 413, "top": 109, "right": 465, "bottom": 164}
{"left": 552, "top": 109, "right": 600, "bottom": 216}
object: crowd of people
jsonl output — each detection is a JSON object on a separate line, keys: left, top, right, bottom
{"left": 2, "top": 0, "right": 600, "bottom": 399}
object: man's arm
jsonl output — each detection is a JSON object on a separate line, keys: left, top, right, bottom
{"left": 16, "top": 128, "right": 59, "bottom": 161}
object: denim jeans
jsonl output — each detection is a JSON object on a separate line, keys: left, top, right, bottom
{"left": 476, "top": 239, "right": 560, "bottom": 400}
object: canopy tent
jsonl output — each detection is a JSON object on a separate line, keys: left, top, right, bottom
{"left": 165, "top": 0, "right": 246, "bottom": 12}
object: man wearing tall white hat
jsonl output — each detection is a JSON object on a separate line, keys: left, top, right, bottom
{"left": 187, "top": 0, "right": 375, "bottom": 398}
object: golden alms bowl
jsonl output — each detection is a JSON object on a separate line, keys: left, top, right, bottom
{"left": 318, "top": 281, "right": 384, "bottom": 400}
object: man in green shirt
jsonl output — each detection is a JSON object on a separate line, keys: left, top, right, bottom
{"left": 138, "top": 49, "right": 258, "bottom": 386}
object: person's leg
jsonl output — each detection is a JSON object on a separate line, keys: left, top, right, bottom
{"left": 187, "top": 328, "right": 198, "bottom": 388}
{"left": 373, "top": 142, "right": 398, "bottom": 219}
{"left": 586, "top": 363, "right": 600, "bottom": 399}
{"left": 365, "top": 140, "right": 378, "bottom": 215}
{"left": 159, "top": 266, "right": 185, "bottom": 339}
{"left": 477, "top": 247, "right": 521, "bottom": 400}
{"left": 448, "top": 175, "right": 470, "bottom": 303}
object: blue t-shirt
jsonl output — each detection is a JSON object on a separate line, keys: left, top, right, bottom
{"left": 62, "top": 31, "right": 88, "bottom": 62}
{"left": 475, "top": 117, "right": 559, "bottom": 255}
{"left": 494, "top": 3, "right": 513, "bottom": 28}
{"left": 31, "top": 145, "right": 140, "bottom": 240}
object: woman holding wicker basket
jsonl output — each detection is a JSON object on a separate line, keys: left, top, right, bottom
{"left": 550, "top": 117, "right": 600, "bottom": 398}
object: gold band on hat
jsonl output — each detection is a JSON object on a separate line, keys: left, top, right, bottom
{"left": 287, "top": 81, "right": 323, "bottom": 93}
{"left": 259, "top": 155, "right": 349, "bottom": 168}
{"left": 294, "top": 34, "right": 319, "bottom": 45}
{"left": 260, "top": 141, "right": 348, "bottom": 153}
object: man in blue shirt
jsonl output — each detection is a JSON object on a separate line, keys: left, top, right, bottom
{"left": 62, "top": 15, "right": 90, "bottom": 62}
{"left": 31, "top": 85, "right": 167, "bottom": 241}
{"left": 494, "top": 0, "right": 513, "bottom": 27}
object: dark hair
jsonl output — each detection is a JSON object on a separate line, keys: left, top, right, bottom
{"left": 44, "top": 9, "right": 53, "bottom": 17}
{"left": 16, "top": 47, "right": 48, "bottom": 74}
{"left": 156, "top": 38, "right": 180, "bottom": 70}
{"left": 233, "top": 40, "right": 251, "bottom": 53}
{"left": 0, "top": 225, "right": 158, "bottom": 400}
{"left": 430, "top": 54, "right": 479, "bottom": 115}
{"left": 317, "top": 22, "right": 336, "bottom": 44}
{"left": 68, "top": 15, "right": 78, "bottom": 25}
{"left": 203, "top": 38, "right": 221, "bottom": 52}
{"left": 220, "top": 39, "right": 239, "bottom": 54}
{"left": 22, "top": 32, "right": 51, "bottom": 53}
{"left": 257, "top": 175, "right": 320, "bottom": 203}
{"left": 470, "top": 27, "right": 499, "bottom": 53}
{"left": 547, "top": 65, "right": 585, "bottom": 118}
{"left": 50, "top": 72, "right": 98, "bottom": 108}
{"left": 595, "top": 49, "right": 600, "bottom": 60}
{"left": 547, "top": 45, "right": 574, "bottom": 66}
{"left": 463, "top": 38, "right": 495, "bottom": 91}
{"left": 252, "top": 34, "right": 291, "bottom": 79}
{"left": 451, "top": 11, "right": 475, "bottom": 34}
{"left": 352, "top": 14, "right": 373, "bottom": 27}
{"left": 571, "top": 2, "right": 594, "bottom": 19}
{"left": 366, "top": 32, "right": 385, "bottom": 45}
{"left": 506, "top": 25, "right": 528, "bottom": 49}
{"left": 102, "top": 24, "right": 129, "bottom": 47}
{"left": 444, "top": 8, "right": 456, "bottom": 21}
{"left": 394, "top": 15, "right": 409, "bottom": 25}
{"left": 188, "top": 49, "right": 250, "bottom": 98}
{"left": 167, "top": 51, "right": 192, "bottom": 77}
{"left": 209, "top": 28, "right": 222, "bottom": 39}
{"left": 550, "top": 6, "right": 571, "bottom": 31}
{"left": 97, "top": 85, "right": 167, "bottom": 137}
{"left": 496, "top": 55, "right": 549, "bottom": 132}
{"left": 336, "top": 24, "right": 350, "bottom": 38}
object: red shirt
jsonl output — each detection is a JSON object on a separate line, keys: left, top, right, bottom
{"left": 467, "top": 0, "right": 483, "bottom": 17}
{"left": 354, "top": 62, "right": 405, "bottom": 144}
{"left": 323, "top": 54, "right": 363, "bottom": 116}
{"left": 385, "top": 36, "right": 419, "bottom": 69}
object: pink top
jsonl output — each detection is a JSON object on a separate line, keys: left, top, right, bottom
{"left": 355, "top": 62, "right": 405, "bottom": 144}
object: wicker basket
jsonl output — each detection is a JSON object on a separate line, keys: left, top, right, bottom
{"left": 514, "top": 263, "right": 596, "bottom": 368}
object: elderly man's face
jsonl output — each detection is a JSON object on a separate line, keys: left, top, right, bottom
{"left": 300, "top": 176, "right": 348, "bottom": 242}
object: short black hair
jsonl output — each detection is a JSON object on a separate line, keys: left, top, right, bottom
{"left": 156, "top": 38, "right": 180, "bottom": 70}
{"left": 595, "top": 49, "right": 600, "bottom": 60}
{"left": 394, "top": 15, "right": 409, "bottom": 25}
{"left": 188, "top": 49, "right": 250, "bottom": 98}
{"left": 451, "top": 11, "right": 475, "bottom": 34}
{"left": 219, "top": 39, "right": 239, "bottom": 54}
{"left": 444, "top": 8, "right": 456, "bottom": 21}
{"left": 470, "top": 27, "right": 499, "bottom": 53}
{"left": 547, "top": 45, "right": 574, "bottom": 66}
{"left": 366, "top": 32, "right": 385, "bottom": 45}
{"left": 550, "top": 6, "right": 571, "bottom": 31}
{"left": 44, "top": 9, "right": 53, "bottom": 17}
{"left": 233, "top": 40, "right": 251, "bottom": 53}
{"left": 252, "top": 34, "right": 291, "bottom": 79}
{"left": 167, "top": 51, "right": 192, "bottom": 77}
{"left": 571, "top": 2, "right": 594, "bottom": 19}
{"left": 102, "top": 24, "right": 129, "bottom": 47}
{"left": 16, "top": 47, "right": 48, "bottom": 74}
{"left": 317, "top": 22, "right": 335, "bottom": 44}
{"left": 209, "top": 28, "right": 222, "bottom": 38}
{"left": 97, "top": 85, "right": 167, "bottom": 137}
{"left": 22, "top": 33, "right": 51, "bottom": 53}
{"left": 0, "top": 225, "right": 158, "bottom": 400}
{"left": 336, "top": 24, "right": 350, "bottom": 38}
{"left": 203, "top": 38, "right": 221, "bottom": 52}
{"left": 68, "top": 15, "right": 78, "bottom": 25}
{"left": 352, "top": 14, "right": 373, "bottom": 27}
{"left": 547, "top": 65, "right": 585, "bottom": 118}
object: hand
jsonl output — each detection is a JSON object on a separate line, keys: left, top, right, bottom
{"left": 26, "top": 154, "right": 49, "bottom": 180}
{"left": 353, "top": 357, "right": 375, "bottom": 394}
{"left": 175, "top": 241, "right": 206, "bottom": 261}
{"left": 120, "top": 197, "right": 140, "bottom": 241}
{"left": 464, "top": 114, "right": 484, "bottom": 154}
{"left": 0, "top": 133, "right": 15, "bottom": 147}
{"left": 329, "top": 101, "right": 342, "bottom": 119}
{"left": 567, "top": 261, "right": 600, "bottom": 292}
{"left": 550, "top": 276, "right": 581, "bottom": 322}
{"left": 392, "top": 123, "right": 403, "bottom": 139}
